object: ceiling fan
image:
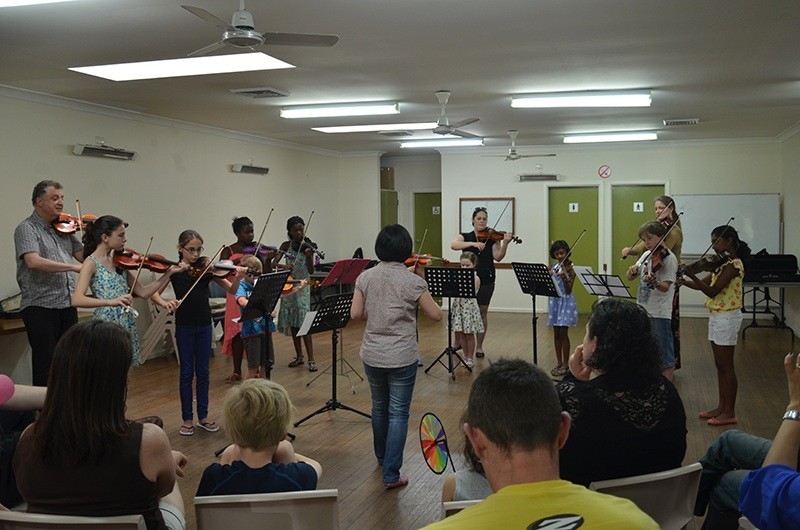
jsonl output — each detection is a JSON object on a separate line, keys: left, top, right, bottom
{"left": 181, "top": 1, "right": 339, "bottom": 57}
{"left": 431, "top": 90, "right": 480, "bottom": 138}
{"left": 484, "top": 130, "right": 556, "bottom": 161}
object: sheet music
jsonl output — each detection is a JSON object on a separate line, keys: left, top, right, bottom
{"left": 297, "top": 310, "right": 317, "bottom": 337}
{"left": 572, "top": 265, "right": 594, "bottom": 290}
{"left": 605, "top": 275, "right": 632, "bottom": 297}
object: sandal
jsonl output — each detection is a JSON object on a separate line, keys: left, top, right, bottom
{"left": 288, "top": 356, "right": 304, "bottom": 368}
{"left": 225, "top": 372, "right": 241, "bottom": 384}
{"left": 550, "top": 366, "right": 568, "bottom": 377}
{"left": 475, "top": 351, "right": 485, "bottom": 358}
{"left": 179, "top": 425, "right": 194, "bottom": 436}
{"left": 308, "top": 361, "right": 318, "bottom": 372}
{"left": 196, "top": 420, "right": 220, "bottom": 433}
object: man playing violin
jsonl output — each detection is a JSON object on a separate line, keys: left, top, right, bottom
{"left": 450, "top": 207, "right": 513, "bottom": 358}
{"left": 13, "top": 180, "right": 84, "bottom": 386}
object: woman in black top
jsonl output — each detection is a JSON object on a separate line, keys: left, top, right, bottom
{"left": 450, "top": 207, "right": 512, "bottom": 357}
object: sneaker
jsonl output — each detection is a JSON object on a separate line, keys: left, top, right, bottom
{"left": 383, "top": 474, "right": 409, "bottom": 489}
{"left": 417, "top": 358, "right": 424, "bottom": 367}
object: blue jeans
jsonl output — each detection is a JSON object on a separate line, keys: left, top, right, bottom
{"left": 176, "top": 324, "right": 212, "bottom": 422}
{"left": 363, "top": 361, "right": 418, "bottom": 483}
{"left": 652, "top": 317, "right": 675, "bottom": 369}
{"left": 694, "top": 430, "right": 772, "bottom": 528}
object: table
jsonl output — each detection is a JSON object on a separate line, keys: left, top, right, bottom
{"left": 742, "top": 282, "right": 799, "bottom": 348}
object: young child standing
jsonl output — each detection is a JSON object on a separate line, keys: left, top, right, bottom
{"left": 151, "top": 229, "right": 246, "bottom": 437}
{"left": 235, "top": 255, "right": 277, "bottom": 381}
{"left": 547, "top": 240, "right": 578, "bottom": 377}
{"left": 72, "top": 215, "right": 186, "bottom": 367}
{"left": 450, "top": 251, "right": 484, "bottom": 369}
{"left": 196, "top": 379, "right": 321, "bottom": 496}
{"left": 680, "top": 225, "right": 751, "bottom": 426}
{"left": 626, "top": 221, "right": 678, "bottom": 380}
{"left": 275, "top": 216, "right": 316, "bottom": 371}
{"left": 351, "top": 224, "right": 442, "bottom": 489}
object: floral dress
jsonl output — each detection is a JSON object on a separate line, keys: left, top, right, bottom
{"left": 88, "top": 256, "right": 141, "bottom": 366}
{"left": 451, "top": 276, "right": 484, "bottom": 334}
{"left": 277, "top": 250, "right": 311, "bottom": 334}
{"left": 547, "top": 262, "right": 579, "bottom": 327}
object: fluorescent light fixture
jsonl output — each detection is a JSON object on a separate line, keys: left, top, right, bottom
{"left": 312, "top": 122, "right": 436, "bottom": 133}
{"left": 0, "top": 0, "right": 77, "bottom": 6}
{"left": 400, "top": 138, "right": 484, "bottom": 149}
{"left": 512, "top": 90, "right": 652, "bottom": 108}
{"left": 280, "top": 101, "right": 399, "bottom": 119}
{"left": 69, "top": 53, "right": 294, "bottom": 82}
{"left": 563, "top": 131, "right": 658, "bottom": 144}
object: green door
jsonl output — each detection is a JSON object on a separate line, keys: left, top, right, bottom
{"left": 413, "top": 192, "right": 443, "bottom": 259}
{"left": 611, "top": 185, "right": 664, "bottom": 299}
{"left": 380, "top": 190, "right": 398, "bottom": 228}
{"left": 548, "top": 187, "right": 599, "bottom": 314}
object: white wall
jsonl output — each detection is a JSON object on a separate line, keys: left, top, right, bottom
{"left": 780, "top": 133, "right": 800, "bottom": 332}
{"left": 440, "top": 141, "right": 784, "bottom": 313}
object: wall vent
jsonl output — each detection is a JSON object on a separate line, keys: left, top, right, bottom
{"left": 231, "top": 164, "right": 269, "bottom": 175}
{"left": 662, "top": 118, "right": 700, "bottom": 126}
{"left": 229, "top": 87, "right": 290, "bottom": 98}
{"left": 519, "top": 174, "right": 559, "bottom": 182}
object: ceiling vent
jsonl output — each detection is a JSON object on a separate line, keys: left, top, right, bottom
{"left": 379, "top": 130, "right": 414, "bottom": 137}
{"left": 229, "top": 87, "right": 290, "bottom": 98}
{"left": 519, "top": 174, "right": 559, "bottom": 182}
{"left": 72, "top": 144, "right": 136, "bottom": 161}
{"left": 231, "top": 164, "right": 269, "bottom": 175}
{"left": 662, "top": 118, "right": 700, "bottom": 126}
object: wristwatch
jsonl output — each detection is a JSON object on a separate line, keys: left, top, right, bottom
{"left": 783, "top": 410, "right": 800, "bottom": 421}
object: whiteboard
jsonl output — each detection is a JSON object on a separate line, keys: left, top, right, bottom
{"left": 673, "top": 194, "right": 781, "bottom": 256}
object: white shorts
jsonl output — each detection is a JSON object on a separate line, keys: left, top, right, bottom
{"left": 159, "top": 501, "right": 186, "bottom": 530}
{"left": 708, "top": 310, "right": 743, "bottom": 346}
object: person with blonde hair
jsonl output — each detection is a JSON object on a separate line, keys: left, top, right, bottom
{"left": 196, "top": 379, "right": 321, "bottom": 496}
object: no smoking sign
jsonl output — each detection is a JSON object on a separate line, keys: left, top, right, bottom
{"left": 598, "top": 164, "right": 612, "bottom": 179}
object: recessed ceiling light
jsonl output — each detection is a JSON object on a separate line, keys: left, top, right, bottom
{"left": 0, "top": 0, "right": 77, "bottom": 6}
{"left": 512, "top": 90, "right": 652, "bottom": 108}
{"left": 69, "top": 53, "right": 294, "bottom": 82}
{"left": 281, "top": 102, "right": 399, "bottom": 119}
{"left": 313, "top": 122, "right": 436, "bottom": 133}
{"left": 563, "top": 131, "right": 658, "bottom": 144}
{"left": 400, "top": 138, "right": 484, "bottom": 149}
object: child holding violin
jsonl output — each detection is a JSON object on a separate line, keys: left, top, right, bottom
{"left": 451, "top": 251, "right": 484, "bottom": 369}
{"left": 151, "top": 229, "right": 247, "bottom": 437}
{"left": 72, "top": 215, "right": 187, "bottom": 367}
{"left": 678, "top": 225, "right": 751, "bottom": 426}
{"left": 274, "top": 216, "right": 317, "bottom": 372}
{"left": 235, "top": 255, "right": 276, "bottom": 381}
{"left": 626, "top": 221, "right": 678, "bottom": 380}
{"left": 547, "top": 240, "right": 578, "bottom": 378}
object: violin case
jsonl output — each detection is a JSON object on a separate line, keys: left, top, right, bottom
{"left": 744, "top": 251, "right": 800, "bottom": 283}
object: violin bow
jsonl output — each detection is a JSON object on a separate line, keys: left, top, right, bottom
{"left": 413, "top": 228, "right": 429, "bottom": 270}
{"left": 478, "top": 199, "right": 511, "bottom": 255}
{"left": 128, "top": 236, "right": 154, "bottom": 297}
{"left": 692, "top": 217, "right": 735, "bottom": 264}
{"left": 622, "top": 199, "right": 675, "bottom": 260}
{"left": 635, "top": 211, "right": 684, "bottom": 270}
{"left": 250, "top": 208, "right": 274, "bottom": 257}
{"left": 554, "top": 229, "right": 586, "bottom": 273}
{"left": 294, "top": 210, "right": 315, "bottom": 257}
{"left": 75, "top": 198, "right": 85, "bottom": 238}
{"left": 175, "top": 245, "right": 225, "bottom": 310}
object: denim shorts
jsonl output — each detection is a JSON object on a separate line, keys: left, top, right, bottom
{"left": 708, "top": 310, "right": 743, "bottom": 346}
{"left": 652, "top": 317, "right": 675, "bottom": 369}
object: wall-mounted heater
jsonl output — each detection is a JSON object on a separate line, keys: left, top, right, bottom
{"left": 231, "top": 164, "right": 270, "bottom": 175}
{"left": 518, "top": 174, "right": 559, "bottom": 182}
{"left": 73, "top": 144, "right": 136, "bottom": 160}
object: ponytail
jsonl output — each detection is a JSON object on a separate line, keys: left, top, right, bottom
{"left": 82, "top": 215, "right": 125, "bottom": 260}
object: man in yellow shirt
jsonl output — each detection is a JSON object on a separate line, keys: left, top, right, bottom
{"left": 423, "top": 359, "right": 657, "bottom": 530}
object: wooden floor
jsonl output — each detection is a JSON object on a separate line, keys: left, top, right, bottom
{"left": 126, "top": 312, "right": 795, "bottom": 529}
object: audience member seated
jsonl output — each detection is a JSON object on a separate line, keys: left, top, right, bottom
{"left": 0, "top": 374, "right": 45, "bottom": 509}
{"left": 441, "top": 428, "right": 492, "bottom": 502}
{"left": 737, "top": 352, "right": 800, "bottom": 530}
{"left": 422, "top": 358, "right": 658, "bottom": 529}
{"left": 196, "top": 379, "right": 321, "bottom": 496}
{"left": 557, "top": 298, "right": 687, "bottom": 487}
{"left": 12, "top": 320, "right": 187, "bottom": 530}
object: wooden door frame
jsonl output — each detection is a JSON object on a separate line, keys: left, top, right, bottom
{"left": 544, "top": 182, "right": 602, "bottom": 270}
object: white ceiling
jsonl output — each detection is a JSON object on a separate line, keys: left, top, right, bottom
{"left": 1, "top": 0, "right": 799, "bottom": 157}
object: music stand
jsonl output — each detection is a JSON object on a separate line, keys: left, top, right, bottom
{"left": 424, "top": 266, "right": 476, "bottom": 381}
{"left": 293, "top": 292, "right": 371, "bottom": 427}
{"left": 306, "top": 259, "right": 371, "bottom": 391}
{"left": 511, "top": 262, "right": 562, "bottom": 365}
{"left": 577, "top": 270, "right": 635, "bottom": 299}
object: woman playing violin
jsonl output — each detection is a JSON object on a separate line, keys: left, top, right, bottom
{"left": 626, "top": 221, "right": 678, "bottom": 380}
{"left": 450, "top": 207, "right": 513, "bottom": 358}
{"left": 72, "top": 215, "right": 187, "bottom": 367}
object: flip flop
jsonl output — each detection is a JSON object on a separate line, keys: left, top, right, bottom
{"left": 475, "top": 351, "right": 485, "bottom": 358}
{"left": 288, "top": 356, "right": 304, "bottom": 368}
{"left": 707, "top": 417, "right": 738, "bottom": 426}
{"left": 196, "top": 420, "right": 220, "bottom": 432}
{"left": 179, "top": 425, "right": 194, "bottom": 436}
{"left": 698, "top": 411, "right": 719, "bottom": 419}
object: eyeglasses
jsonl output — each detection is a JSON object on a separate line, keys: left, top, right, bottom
{"left": 182, "top": 246, "right": 204, "bottom": 254}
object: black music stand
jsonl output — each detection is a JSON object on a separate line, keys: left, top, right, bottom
{"left": 424, "top": 267, "right": 476, "bottom": 381}
{"left": 294, "top": 292, "right": 371, "bottom": 427}
{"left": 512, "top": 262, "right": 561, "bottom": 365}
{"left": 214, "top": 271, "right": 290, "bottom": 457}
{"left": 577, "top": 270, "right": 634, "bottom": 299}
{"left": 306, "top": 259, "right": 371, "bottom": 391}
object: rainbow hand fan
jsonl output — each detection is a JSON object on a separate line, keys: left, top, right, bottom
{"left": 419, "top": 412, "right": 455, "bottom": 474}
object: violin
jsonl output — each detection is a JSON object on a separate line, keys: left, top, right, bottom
{"left": 295, "top": 237, "right": 325, "bottom": 260}
{"left": 188, "top": 258, "right": 253, "bottom": 278}
{"left": 241, "top": 243, "right": 280, "bottom": 259}
{"left": 476, "top": 228, "right": 522, "bottom": 244}
{"left": 114, "top": 248, "right": 180, "bottom": 274}
{"left": 679, "top": 253, "right": 732, "bottom": 277}
{"left": 282, "top": 276, "right": 320, "bottom": 294}
{"left": 404, "top": 253, "right": 451, "bottom": 267}
{"left": 52, "top": 213, "right": 98, "bottom": 236}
